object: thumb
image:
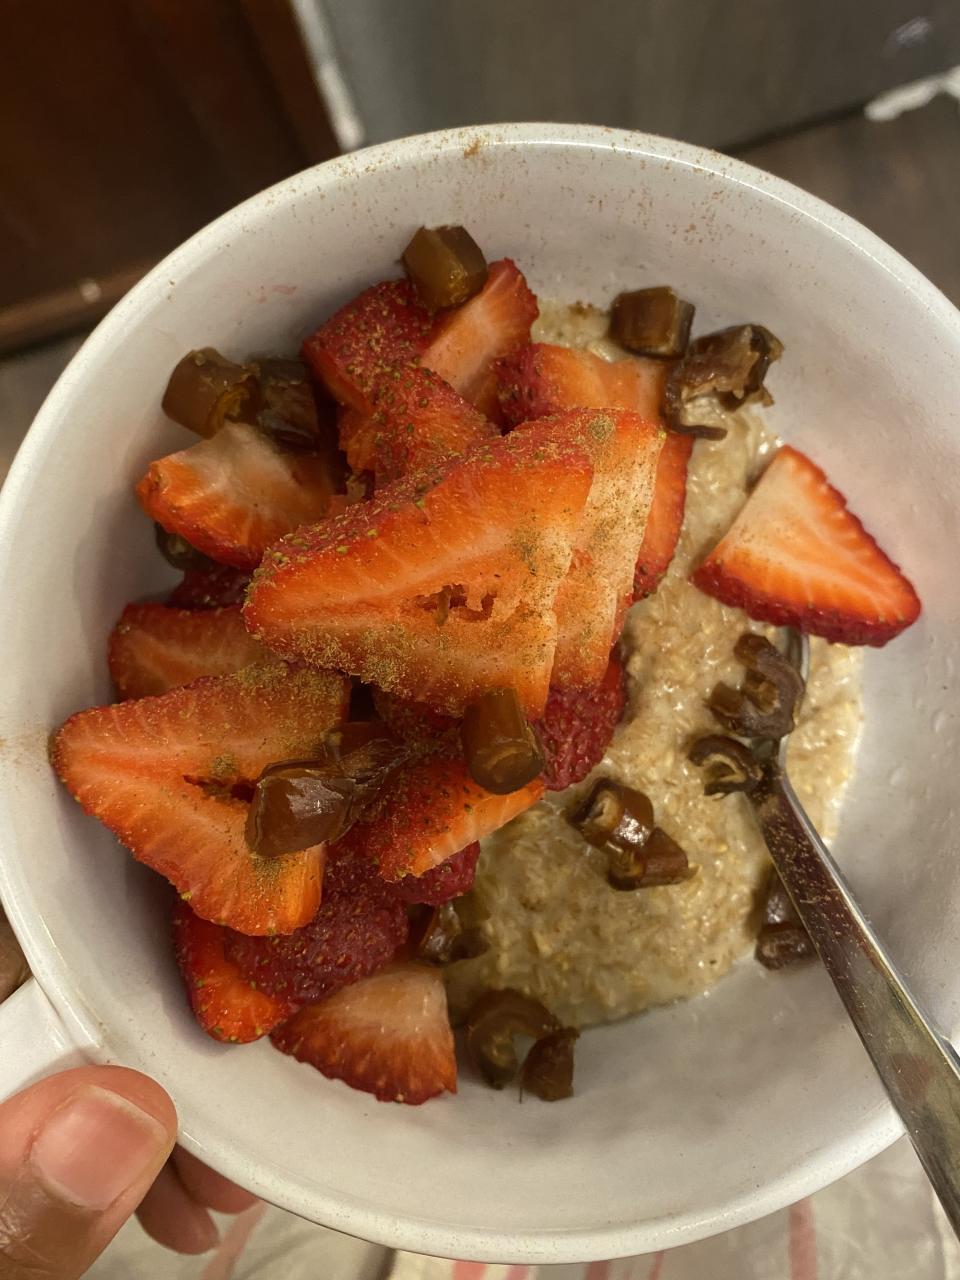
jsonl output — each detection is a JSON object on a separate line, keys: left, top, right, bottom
{"left": 0, "top": 1065, "right": 177, "bottom": 1280}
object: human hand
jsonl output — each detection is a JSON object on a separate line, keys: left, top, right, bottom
{"left": 0, "top": 1065, "right": 258, "bottom": 1279}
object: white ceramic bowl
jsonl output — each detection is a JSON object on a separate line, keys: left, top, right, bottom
{"left": 1, "top": 124, "right": 959, "bottom": 1264}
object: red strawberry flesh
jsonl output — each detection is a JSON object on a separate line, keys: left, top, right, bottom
{"left": 497, "top": 342, "right": 664, "bottom": 428}
{"left": 271, "top": 962, "right": 457, "bottom": 1104}
{"left": 692, "top": 445, "right": 921, "bottom": 645}
{"left": 108, "top": 602, "right": 268, "bottom": 699}
{"left": 535, "top": 651, "right": 627, "bottom": 791}
{"left": 137, "top": 423, "right": 339, "bottom": 571}
{"left": 633, "top": 431, "right": 693, "bottom": 599}
{"left": 172, "top": 901, "right": 296, "bottom": 1043}
{"left": 51, "top": 664, "right": 349, "bottom": 935}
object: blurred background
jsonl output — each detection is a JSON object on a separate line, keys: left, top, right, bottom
{"left": 1, "top": 0, "right": 959, "bottom": 465}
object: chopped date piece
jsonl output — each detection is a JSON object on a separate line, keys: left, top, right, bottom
{"left": 414, "top": 901, "right": 489, "bottom": 966}
{"left": 688, "top": 734, "right": 764, "bottom": 795}
{"left": 568, "top": 778, "right": 696, "bottom": 890}
{"left": 607, "top": 825, "right": 695, "bottom": 890}
{"left": 708, "top": 633, "right": 805, "bottom": 740}
{"left": 155, "top": 524, "right": 212, "bottom": 573}
{"left": 521, "top": 1027, "right": 579, "bottom": 1101}
{"left": 465, "top": 989, "right": 560, "bottom": 1089}
{"left": 692, "top": 445, "right": 921, "bottom": 646}
{"left": 664, "top": 324, "right": 783, "bottom": 437}
{"left": 162, "top": 348, "right": 257, "bottom": 438}
{"left": 246, "top": 726, "right": 408, "bottom": 858}
{"left": 569, "top": 778, "right": 654, "bottom": 854}
{"left": 461, "top": 688, "right": 545, "bottom": 795}
{"left": 402, "top": 225, "right": 488, "bottom": 311}
{"left": 611, "top": 287, "right": 694, "bottom": 358}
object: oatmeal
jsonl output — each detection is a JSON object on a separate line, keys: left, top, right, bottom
{"left": 447, "top": 304, "right": 863, "bottom": 1028}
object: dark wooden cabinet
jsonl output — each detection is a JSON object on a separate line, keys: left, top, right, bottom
{"left": 0, "top": 0, "right": 337, "bottom": 351}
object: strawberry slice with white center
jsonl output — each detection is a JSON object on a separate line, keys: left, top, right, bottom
{"left": 692, "top": 444, "right": 921, "bottom": 645}
{"left": 523, "top": 409, "right": 664, "bottom": 687}
{"left": 136, "top": 423, "right": 340, "bottom": 570}
{"left": 337, "top": 363, "right": 496, "bottom": 484}
{"left": 172, "top": 901, "right": 296, "bottom": 1043}
{"left": 301, "top": 278, "right": 437, "bottom": 414}
{"left": 421, "top": 259, "right": 538, "bottom": 418}
{"left": 245, "top": 423, "right": 594, "bottom": 717}
{"left": 108, "top": 603, "right": 269, "bottom": 699}
{"left": 633, "top": 432, "right": 694, "bottom": 599}
{"left": 349, "top": 755, "right": 543, "bottom": 882}
{"left": 496, "top": 342, "right": 665, "bottom": 428}
{"left": 51, "top": 664, "right": 350, "bottom": 934}
{"left": 271, "top": 963, "right": 457, "bottom": 1104}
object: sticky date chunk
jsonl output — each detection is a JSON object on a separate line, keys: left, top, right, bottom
{"left": 461, "top": 688, "right": 545, "bottom": 795}
{"left": 756, "top": 869, "right": 815, "bottom": 970}
{"left": 249, "top": 357, "right": 332, "bottom": 452}
{"left": 415, "top": 902, "right": 489, "bottom": 966}
{"left": 162, "top": 348, "right": 257, "bottom": 437}
{"left": 611, "top": 286, "right": 694, "bottom": 358}
{"left": 402, "top": 225, "right": 488, "bottom": 311}
{"left": 154, "top": 523, "right": 213, "bottom": 573}
{"left": 245, "top": 724, "right": 407, "bottom": 858}
{"left": 568, "top": 779, "right": 695, "bottom": 889}
{"left": 664, "top": 324, "right": 784, "bottom": 438}
{"left": 709, "top": 633, "right": 805, "bottom": 740}
{"left": 466, "top": 989, "right": 561, "bottom": 1089}
{"left": 688, "top": 735, "right": 763, "bottom": 796}
{"left": 466, "top": 990, "right": 580, "bottom": 1100}
{"left": 522, "top": 1027, "right": 579, "bottom": 1101}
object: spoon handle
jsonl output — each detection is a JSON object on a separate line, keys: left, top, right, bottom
{"left": 751, "top": 768, "right": 960, "bottom": 1237}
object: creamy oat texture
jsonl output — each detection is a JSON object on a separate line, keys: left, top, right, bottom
{"left": 447, "top": 302, "right": 863, "bottom": 1028}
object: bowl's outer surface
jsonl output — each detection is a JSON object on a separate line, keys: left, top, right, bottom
{"left": 1, "top": 124, "right": 959, "bottom": 1263}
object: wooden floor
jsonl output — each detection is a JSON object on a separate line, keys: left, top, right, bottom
{"left": 0, "top": 96, "right": 957, "bottom": 483}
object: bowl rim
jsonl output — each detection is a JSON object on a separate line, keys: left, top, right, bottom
{"left": 3, "top": 121, "right": 959, "bottom": 1263}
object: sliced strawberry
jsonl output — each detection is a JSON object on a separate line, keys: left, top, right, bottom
{"left": 245, "top": 424, "right": 594, "bottom": 717}
{"left": 224, "top": 859, "right": 408, "bottom": 1003}
{"left": 337, "top": 364, "right": 495, "bottom": 484}
{"left": 391, "top": 841, "right": 481, "bottom": 905}
{"left": 51, "top": 664, "right": 350, "bottom": 934}
{"left": 302, "top": 279, "right": 436, "bottom": 414}
{"left": 168, "top": 563, "right": 251, "bottom": 610}
{"left": 349, "top": 756, "right": 542, "bottom": 882}
{"left": 108, "top": 603, "right": 268, "bottom": 699}
{"left": 370, "top": 688, "right": 459, "bottom": 752}
{"left": 271, "top": 962, "right": 457, "bottom": 1104}
{"left": 633, "top": 432, "right": 694, "bottom": 598}
{"left": 496, "top": 342, "right": 665, "bottom": 428}
{"left": 421, "top": 260, "right": 538, "bottom": 418}
{"left": 692, "top": 445, "right": 921, "bottom": 645}
{"left": 523, "top": 409, "right": 663, "bottom": 687}
{"left": 136, "top": 423, "right": 339, "bottom": 570}
{"left": 172, "top": 901, "right": 296, "bottom": 1043}
{"left": 535, "top": 651, "right": 627, "bottom": 791}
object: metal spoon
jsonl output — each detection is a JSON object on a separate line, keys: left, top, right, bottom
{"left": 749, "top": 630, "right": 960, "bottom": 1236}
